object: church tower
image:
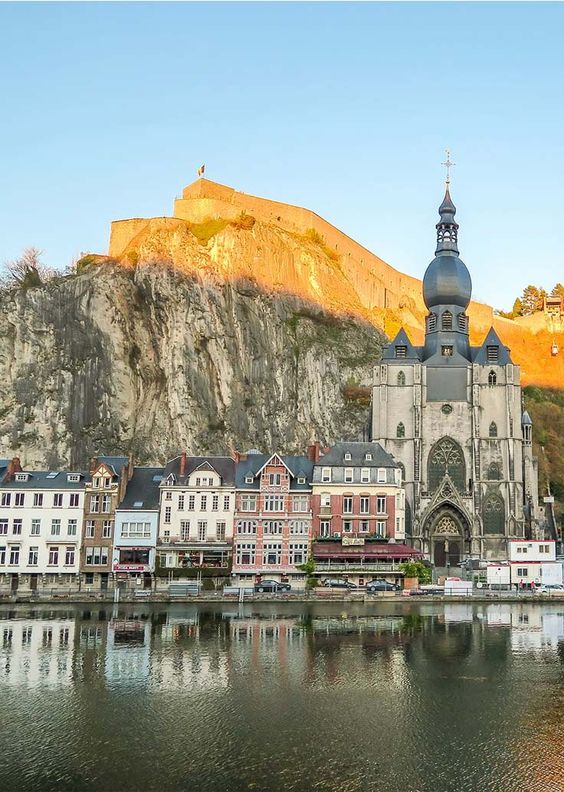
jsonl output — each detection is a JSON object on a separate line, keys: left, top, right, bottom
{"left": 371, "top": 183, "right": 542, "bottom": 567}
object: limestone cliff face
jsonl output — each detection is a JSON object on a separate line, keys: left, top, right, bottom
{"left": 0, "top": 263, "right": 382, "bottom": 468}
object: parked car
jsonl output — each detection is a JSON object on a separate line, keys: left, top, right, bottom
{"left": 366, "top": 580, "right": 400, "bottom": 593}
{"left": 535, "top": 584, "right": 564, "bottom": 594}
{"left": 322, "top": 578, "right": 357, "bottom": 589}
{"left": 254, "top": 580, "right": 292, "bottom": 593}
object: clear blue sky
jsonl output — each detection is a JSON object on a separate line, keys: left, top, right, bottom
{"left": 1, "top": 2, "right": 563, "bottom": 310}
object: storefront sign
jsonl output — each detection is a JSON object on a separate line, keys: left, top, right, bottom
{"left": 112, "top": 563, "right": 148, "bottom": 572}
{"left": 342, "top": 536, "right": 365, "bottom": 546}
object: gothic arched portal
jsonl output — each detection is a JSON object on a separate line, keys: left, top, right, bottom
{"left": 424, "top": 505, "right": 470, "bottom": 568}
{"left": 427, "top": 437, "right": 466, "bottom": 493}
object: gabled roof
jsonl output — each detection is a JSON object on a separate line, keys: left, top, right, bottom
{"left": 472, "top": 327, "right": 512, "bottom": 365}
{"left": 118, "top": 467, "right": 164, "bottom": 511}
{"left": 95, "top": 456, "right": 129, "bottom": 478}
{"left": 162, "top": 455, "right": 236, "bottom": 486}
{"left": 235, "top": 454, "right": 313, "bottom": 489}
{"left": 316, "top": 442, "right": 399, "bottom": 468}
{"left": 255, "top": 453, "right": 294, "bottom": 478}
{"left": 382, "top": 328, "right": 422, "bottom": 362}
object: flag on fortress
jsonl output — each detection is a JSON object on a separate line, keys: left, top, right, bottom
{"left": 198, "top": 164, "right": 205, "bottom": 177}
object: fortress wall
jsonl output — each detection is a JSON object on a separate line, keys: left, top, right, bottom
{"left": 176, "top": 180, "right": 425, "bottom": 310}
{"left": 109, "top": 218, "right": 150, "bottom": 257}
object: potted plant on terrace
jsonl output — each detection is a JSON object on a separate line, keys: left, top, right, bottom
{"left": 399, "top": 561, "right": 431, "bottom": 591}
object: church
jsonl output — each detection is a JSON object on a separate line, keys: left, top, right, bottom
{"left": 370, "top": 183, "right": 542, "bottom": 566}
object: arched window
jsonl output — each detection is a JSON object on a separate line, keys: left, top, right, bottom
{"left": 483, "top": 494, "right": 505, "bottom": 534}
{"left": 489, "top": 422, "right": 498, "bottom": 438}
{"left": 396, "top": 422, "right": 405, "bottom": 438}
{"left": 487, "top": 462, "right": 501, "bottom": 480}
{"left": 397, "top": 370, "right": 406, "bottom": 386}
{"left": 428, "top": 437, "right": 466, "bottom": 493}
{"left": 488, "top": 370, "right": 497, "bottom": 386}
{"left": 442, "top": 311, "right": 453, "bottom": 330}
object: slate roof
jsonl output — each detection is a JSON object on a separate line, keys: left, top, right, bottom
{"left": 96, "top": 456, "right": 129, "bottom": 478}
{"left": 118, "top": 467, "right": 164, "bottom": 511}
{"left": 235, "top": 453, "right": 314, "bottom": 490}
{"left": 316, "top": 442, "right": 399, "bottom": 468}
{"left": 0, "top": 470, "right": 90, "bottom": 490}
{"left": 382, "top": 328, "right": 423, "bottom": 362}
{"left": 471, "top": 327, "right": 513, "bottom": 365}
{"left": 163, "top": 455, "right": 236, "bottom": 486}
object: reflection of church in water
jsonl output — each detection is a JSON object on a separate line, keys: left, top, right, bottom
{"left": 371, "top": 184, "right": 542, "bottom": 565}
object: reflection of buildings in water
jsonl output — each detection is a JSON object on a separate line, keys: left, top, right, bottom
{"left": 151, "top": 616, "right": 229, "bottom": 690}
{"left": 0, "top": 615, "right": 75, "bottom": 687}
{"left": 510, "top": 608, "right": 564, "bottom": 654}
{"left": 105, "top": 619, "right": 151, "bottom": 683}
{"left": 442, "top": 604, "right": 474, "bottom": 624}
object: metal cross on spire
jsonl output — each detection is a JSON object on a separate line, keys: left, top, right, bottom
{"left": 442, "top": 149, "right": 455, "bottom": 186}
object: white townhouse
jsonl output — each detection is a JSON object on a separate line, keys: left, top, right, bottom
{"left": 157, "top": 453, "right": 236, "bottom": 577}
{"left": 0, "top": 458, "right": 87, "bottom": 594}
{"left": 113, "top": 466, "right": 163, "bottom": 590}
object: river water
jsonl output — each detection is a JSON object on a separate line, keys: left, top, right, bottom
{"left": 0, "top": 601, "right": 563, "bottom": 792}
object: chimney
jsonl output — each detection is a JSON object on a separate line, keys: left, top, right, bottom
{"left": 89, "top": 456, "right": 98, "bottom": 474}
{"left": 231, "top": 450, "right": 247, "bottom": 463}
{"left": 128, "top": 452, "right": 134, "bottom": 478}
{"left": 179, "top": 451, "right": 187, "bottom": 477}
{"left": 4, "top": 456, "right": 22, "bottom": 482}
{"left": 307, "top": 441, "right": 322, "bottom": 463}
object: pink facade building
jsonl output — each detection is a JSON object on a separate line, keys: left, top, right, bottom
{"left": 232, "top": 452, "right": 314, "bottom": 587}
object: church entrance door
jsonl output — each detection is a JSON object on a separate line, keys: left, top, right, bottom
{"left": 427, "top": 511, "right": 466, "bottom": 573}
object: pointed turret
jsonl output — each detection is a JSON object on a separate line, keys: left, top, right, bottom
{"left": 435, "top": 187, "right": 459, "bottom": 255}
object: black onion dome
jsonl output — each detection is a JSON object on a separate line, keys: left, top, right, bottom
{"left": 423, "top": 255, "right": 472, "bottom": 309}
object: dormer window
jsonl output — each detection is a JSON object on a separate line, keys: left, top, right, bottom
{"left": 15, "top": 473, "right": 29, "bottom": 482}
{"left": 487, "top": 345, "right": 499, "bottom": 363}
{"left": 67, "top": 474, "right": 80, "bottom": 483}
{"left": 297, "top": 476, "right": 306, "bottom": 484}
{"left": 365, "top": 453, "right": 372, "bottom": 461}
{"left": 395, "top": 345, "right": 407, "bottom": 359}
{"left": 245, "top": 475, "right": 254, "bottom": 484}
{"left": 344, "top": 453, "right": 351, "bottom": 461}
{"left": 442, "top": 311, "right": 453, "bottom": 330}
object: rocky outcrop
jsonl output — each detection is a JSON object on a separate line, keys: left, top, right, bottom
{"left": 0, "top": 263, "right": 383, "bottom": 468}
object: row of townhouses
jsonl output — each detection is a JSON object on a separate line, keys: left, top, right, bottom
{"left": 0, "top": 443, "right": 421, "bottom": 592}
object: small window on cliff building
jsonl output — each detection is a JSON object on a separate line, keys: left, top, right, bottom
{"left": 395, "top": 346, "right": 407, "bottom": 359}
{"left": 397, "top": 371, "right": 406, "bottom": 386}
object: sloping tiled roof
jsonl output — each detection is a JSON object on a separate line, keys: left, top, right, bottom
{"left": 96, "top": 456, "right": 129, "bottom": 477}
{"left": 118, "top": 467, "right": 164, "bottom": 510}
{"left": 0, "top": 470, "right": 90, "bottom": 490}
{"left": 163, "top": 455, "right": 236, "bottom": 486}
{"left": 317, "top": 442, "right": 398, "bottom": 468}
{"left": 235, "top": 454, "right": 313, "bottom": 490}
